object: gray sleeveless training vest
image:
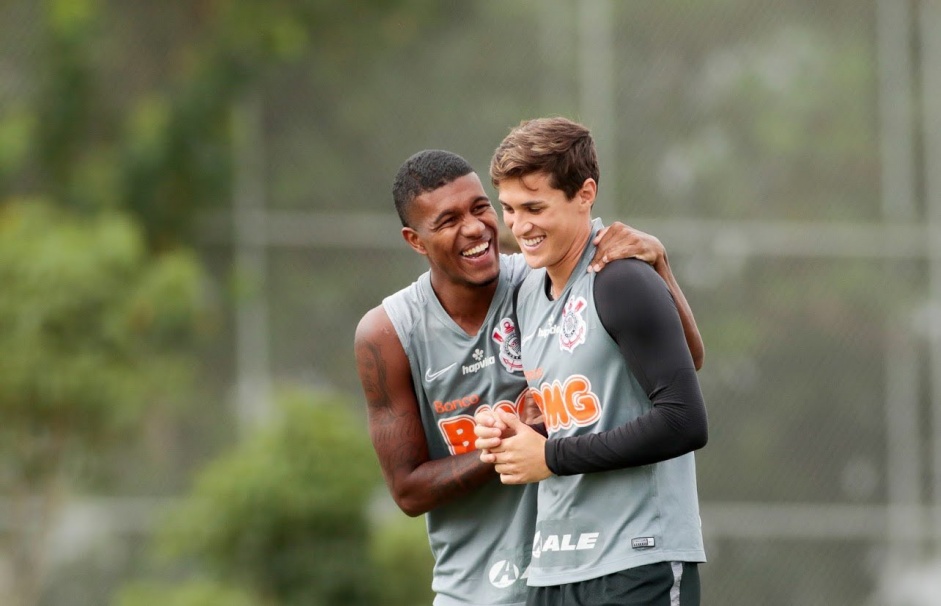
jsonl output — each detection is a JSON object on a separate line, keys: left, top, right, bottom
{"left": 515, "top": 219, "right": 706, "bottom": 587}
{"left": 383, "top": 254, "right": 537, "bottom": 606}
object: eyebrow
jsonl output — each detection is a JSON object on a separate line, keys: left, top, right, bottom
{"left": 499, "top": 199, "right": 543, "bottom": 209}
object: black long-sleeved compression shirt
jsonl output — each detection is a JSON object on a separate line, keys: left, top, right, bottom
{"left": 544, "top": 258, "right": 708, "bottom": 475}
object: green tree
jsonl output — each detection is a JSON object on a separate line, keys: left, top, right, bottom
{"left": 4, "top": 0, "right": 441, "bottom": 249}
{"left": 370, "top": 515, "right": 435, "bottom": 606}
{"left": 123, "top": 389, "right": 381, "bottom": 606}
{"left": 115, "top": 580, "right": 258, "bottom": 606}
{"left": 1, "top": 0, "right": 445, "bottom": 601}
{"left": 0, "top": 201, "right": 208, "bottom": 606}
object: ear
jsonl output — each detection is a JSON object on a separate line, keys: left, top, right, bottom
{"left": 577, "top": 178, "right": 597, "bottom": 210}
{"left": 402, "top": 227, "right": 428, "bottom": 255}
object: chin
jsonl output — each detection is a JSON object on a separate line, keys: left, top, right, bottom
{"left": 469, "top": 270, "right": 500, "bottom": 287}
{"left": 521, "top": 251, "right": 546, "bottom": 269}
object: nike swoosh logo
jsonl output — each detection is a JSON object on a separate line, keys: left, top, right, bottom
{"left": 425, "top": 363, "right": 457, "bottom": 382}
{"left": 521, "top": 331, "right": 536, "bottom": 345}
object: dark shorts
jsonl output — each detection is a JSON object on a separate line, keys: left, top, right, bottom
{"left": 526, "top": 561, "right": 700, "bottom": 606}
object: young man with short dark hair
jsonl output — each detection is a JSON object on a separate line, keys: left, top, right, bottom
{"left": 476, "top": 118, "right": 709, "bottom": 605}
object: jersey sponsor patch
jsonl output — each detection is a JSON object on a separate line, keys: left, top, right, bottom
{"left": 438, "top": 414, "right": 476, "bottom": 455}
{"left": 531, "top": 526, "right": 602, "bottom": 567}
{"left": 537, "top": 319, "right": 560, "bottom": 339}
{"left": 433, "top": 394, "right": 480, "bottom": 414}
{"left": 462, "top": 348, "right": 496, "bottom": 375}
{"left": 530, "top": 374, "right": 601, "bottom": 433}
{"left": 437, "top": 389, "right": 529, "bottom": 452}
{"left": 488, "top": 559, "right": 521, "bottom": 589}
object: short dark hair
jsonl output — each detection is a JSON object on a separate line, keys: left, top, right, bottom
{"left": 490, "top": 117, "right": 599, "bottom": 200}
{"left": 392, "top": 150, "right": 474, "bottom": 227}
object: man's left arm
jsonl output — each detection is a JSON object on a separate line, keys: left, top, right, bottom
{"left": 591, "top": 226, "right": 704, "bottom": 369}
{"left": 545, "top": 258, "right": 708, "bottom": 475}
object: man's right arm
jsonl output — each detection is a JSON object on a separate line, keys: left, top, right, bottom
{"left": 354, "top": 306, "right": 496, "bottom": 516}
{"left": 650, "top": 251, "right": 704, "bottom": 370}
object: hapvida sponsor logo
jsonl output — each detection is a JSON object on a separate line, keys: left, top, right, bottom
{"left": 463, "top": 348, "right": 496, "bottom": 375}
{"left": 537, "top": 320, "right": 561, "bottom": 339}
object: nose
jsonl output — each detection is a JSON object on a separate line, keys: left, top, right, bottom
{"left": 462, "top": 213, "right": 486, "bottom": 237}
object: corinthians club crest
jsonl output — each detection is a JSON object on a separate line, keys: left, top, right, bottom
{"left": 559, "top": 296, "right": 588, "bottom": 353}
{"left": 492, "top": 317, "right": 523, "bottom": 373}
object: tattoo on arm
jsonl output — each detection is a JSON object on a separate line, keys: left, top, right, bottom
{"left": 357, "top": 329, "right": 496, "bottom": 512}
{"left": 358, "top": 337, "right": 420, "bottom": 474}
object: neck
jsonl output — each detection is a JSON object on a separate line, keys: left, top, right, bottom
{"left": 547, "top": 221, "right": 593, "bottom": 299}
{"left": 429, "top": 273, "right": 498, "bottom": 335}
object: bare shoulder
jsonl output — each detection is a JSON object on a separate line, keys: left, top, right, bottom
{"left": 354, "top": 304, "right": 401, "bottom": 380}
{"left": 355, "top": 304, "right": 409, "bottom": 364}
{"left": 355, "top": 304, "right": 393, "bottom": 344}
{"left": 354, "top": 304, "right": 414, "bottom": 415}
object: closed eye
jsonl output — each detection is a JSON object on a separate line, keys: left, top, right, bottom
{"left": 433, "top": 216, "right": 457, "bottom": 230}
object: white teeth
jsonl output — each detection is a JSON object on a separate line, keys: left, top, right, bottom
{"left": 521, "top": 236, "right": 545, "bottom": 247}
{"left": 462, "top": 242, "right": 489, "bottom": 257}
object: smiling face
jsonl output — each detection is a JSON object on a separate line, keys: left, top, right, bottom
{"left": 402, "top": 172, "right": 501, "bottom": 289}
{"left": 498, "top": 172, "right": 595, "bottom": 285}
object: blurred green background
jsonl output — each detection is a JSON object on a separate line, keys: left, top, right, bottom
{"left": 1, "top": 0, "right": 940, "bottom": 604}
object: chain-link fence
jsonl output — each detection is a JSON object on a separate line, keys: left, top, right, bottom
{"left": 3, "top": 1, "right": 941, "bottom": 604}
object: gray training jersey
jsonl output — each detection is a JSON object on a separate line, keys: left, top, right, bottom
{"left": 383, "top": 254, "right": 537, "bottom": 606}
{"left": 516, "top": 219, "right": 706, "bottom": 587}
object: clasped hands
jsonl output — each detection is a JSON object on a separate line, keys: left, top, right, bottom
{"left": 474, "top": 408, "right": 552, "bottom": 485}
